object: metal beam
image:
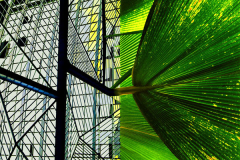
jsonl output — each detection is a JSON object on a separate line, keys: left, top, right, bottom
{"left": 67, "top": 63, "right": 115, "bottom": 96}
{"left": 55, "top": 0, "right": 68, "bottom": 159}
{"left": 0, "top": 67, "right": 57, "bottom": 98}
{"left": 68, "top": 63, "right": 161, "bottom": 96}
{"left": 102, "top": 0, "right": 106, "bottom": 85}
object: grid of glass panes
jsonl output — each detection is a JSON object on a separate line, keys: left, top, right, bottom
{"left": 0, "top": 0, "right": 120, "bottom": 159}
{"left": 67, "top": 0, "right": 120, "bottom": 159}
{"left": 0, "top": 0, "right": 59, "bottom": 159}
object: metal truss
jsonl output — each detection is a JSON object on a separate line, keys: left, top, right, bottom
{"left": 0, "top": 0, "right": 120, "bottom": 159}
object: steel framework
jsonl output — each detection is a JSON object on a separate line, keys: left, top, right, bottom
{"left": 0, "top": 0, "right": 120, "bottom": 159}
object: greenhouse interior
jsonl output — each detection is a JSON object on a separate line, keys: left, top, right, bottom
{"left": 0, "top": 0, "right": 239, "bottom": 159}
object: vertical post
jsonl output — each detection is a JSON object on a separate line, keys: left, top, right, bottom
{"left": 92, "top": 0, "right": 102, "bottom": 158}
{"left": 109, "top": 136, "right": 113, "bottom": 159}
{"left": 92, "top": 88, "right": 97, "bottom": 160}
{"left": 55, "top": 0, "right": 68, "bottom": 159}
{"left": 102, "top": 0, "right": 106, "bottom": 85}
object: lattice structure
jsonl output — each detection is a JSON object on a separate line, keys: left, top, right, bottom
{"left": 0, "top": 0, "right": 120, "bottom": 159}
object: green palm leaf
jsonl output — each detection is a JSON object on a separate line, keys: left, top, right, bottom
{"left": 132, "top": 0, "right": 240, "bottom": 159}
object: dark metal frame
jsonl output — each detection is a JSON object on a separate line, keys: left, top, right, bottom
{"left": 55, "top": 0, "right": 68, "bottom": 159}
{"left": 102, "top": 0, "right": 107, "bottom": 85}
{"left": 0, "top": 0, "right": 121, "bottom": 159}
{"left": 0, "top": 60, "right": 116, "bottom": 98}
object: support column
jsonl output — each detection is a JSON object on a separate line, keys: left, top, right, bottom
{"left": 102, "top": 0, "right": 106, "bottom": 85}
{"left": 55, "top": 0, "right": 68, "bottom": 159}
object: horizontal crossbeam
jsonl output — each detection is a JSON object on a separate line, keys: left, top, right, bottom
{"left": 0, "top": 67, "right": 57, "bottom": 98}
{"left": 67, "top": 62, "right": 115, "bottom": 96}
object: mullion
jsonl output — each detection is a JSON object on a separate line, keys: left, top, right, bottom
{"left": 68, "top": 127, "right": 79, "bottom": 154}
{"left": 9, "top": 0, "right": 58, "bottom": 13}
{"left": 0, "top": 0, "right": 15, "bottom": 39}
{"left": 68, "top": 16, "right": 99, "bottom": 79}
{"left": 12, "top": 95, "right": 46, "bottom": 133}
{"left": 7, "top": 89, "right": 37, "bottom": 118}
{"left": 20, "top": 138, "right": 38, "bottom": 160}
{"left": 80, "top": 107, "right": 119, "bottom": 139}
{"left": 46, "top": 107, "right": 56, "bottom": 130}
{"left": 86, "top": 85, "right": 95, "bottom": 131}
{"left": 21, "top": 134, "right": 47, "bottom": 160}
{"left": 84, "top": 112, "right": 119, "bottom": 145}
{"left": 8, "top": 92, "right": 41, "bottom": 122}
{"left": 81, "top": 23, "right": 102, "bottom": 56}
{"left": 67, "top": 77, "right": 82, "bottom": 138}
{"left": 30, "top": 91, "right": 41, "bottom": 160}
{"left": 26, "top": 0, "right": 52, "bottom": 88}
{"left": 4, "top": 119, "right": 55, "bottom": 123}
{"left": 12, "top": 0, "right": 59, "bottom": 32}
{"left": 42, "top": 104, "right": 49, "bottom": 159}
{"left": 2, "top": 81, "right": 17, "bottom": 153}
{"left": 3, "top": 84, "right": 23, "bottom": 106}
{"left": 79, "top": 89, "right": 89, "bottom": 131}
{"left": 36, "top": 7, "right": 58, "bottom": 156}
{"left": 37, "top": 7, "right": 58, "bottom": 87}
{"left": 70, "top": 77, "right": 88, "bottom": 133}
{"left": 0, "top": 134, "right": 8, "bottom": 159}
{"left": 76, "top": 139, "right": 99, "bottom": 158}
{"left": 14, "top": 101, "right": 56, "bottom": 151}
{"left": 81, "top": 84, "right": 92, "bottom": 133}
{"left": 6, "top": 16, "right": 57, "bottom": 32}
{"left": 0, "top": 112, "right": 14, "bottom": 157}
{"left": 4, "top": 45, "right": 27, "bottom": 74}
{"left": 32, "top": 120, "right": 55, "bottom": 157}
{"left": 5, "top": 97, "right": 45, "bottom": 103}
{"left": 43, "top": 110, "right": 56, "bottom": 144}
{"left": 96, "top": 116, "right": 119, "bottom": 155}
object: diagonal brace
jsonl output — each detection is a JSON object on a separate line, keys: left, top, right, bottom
{"left": 15, "top": 100, "right": 56, "bottom": 144}
{"left": 68, "top": 62, "right": 115, "bottom": 96}
{"left": 0, "top": 92, "right": 29, "bottom": 160}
